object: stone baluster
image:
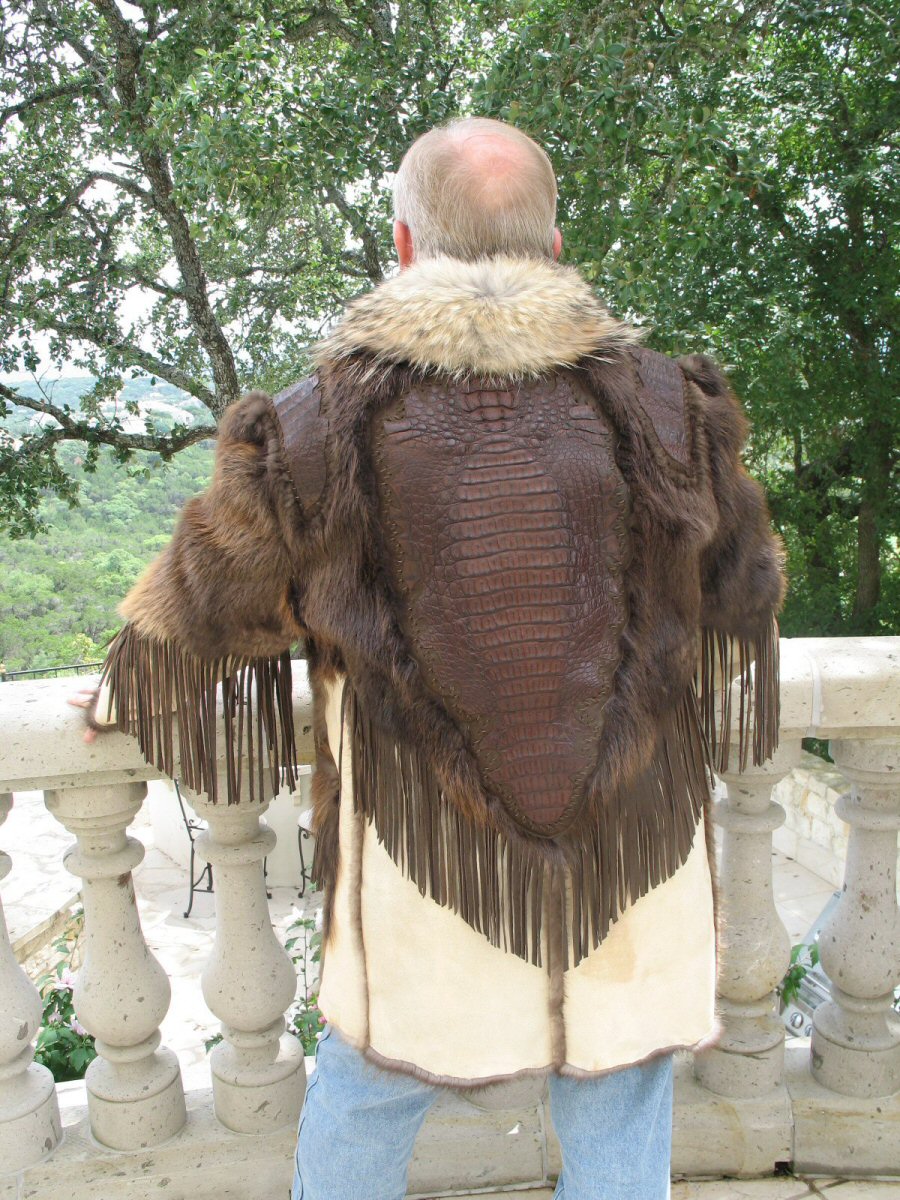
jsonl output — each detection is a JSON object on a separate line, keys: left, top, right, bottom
{"left": 187, "top": 783, "right": 306, "bottom": 1133}
{"left": 695, "top": 742, "right": 802, "bottom": 1098}
{"left": 811, "top": 738, "right": 900, "bottom": 1097}
{"left": 0, "top": 793, "right": 62, "bottom": 1171}
{"left": 43, "top": 783, "right": 186, "bottom": 1150}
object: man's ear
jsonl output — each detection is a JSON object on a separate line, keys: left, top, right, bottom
{"left": 394, "top": 220, "right": 414, "bottom": 269}
{"left": 552, "top": 227, "right": 563, "bottom": 261}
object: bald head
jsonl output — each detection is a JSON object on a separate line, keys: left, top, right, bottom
{"left": 393, "top": 118, "right": 560, "bottom": 263}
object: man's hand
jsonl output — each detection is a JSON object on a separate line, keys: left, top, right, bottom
{"left": 67, "top": 682, "right": 114, "bottom": 744}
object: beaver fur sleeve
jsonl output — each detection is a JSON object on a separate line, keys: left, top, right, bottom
{"left": 680, "top": 354, "right": 786, "bottom": 772}
{"left": 92, "top": 391, "right": 306, "bottom": 803}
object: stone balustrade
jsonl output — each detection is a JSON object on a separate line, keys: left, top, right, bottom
{"left": 42, "top": 781, "right": 186, "bottom": 1150}
{"left": 0, "top": 793, "right": 61, "bottom": 1173}
{"left": 0, "top": 638, "right": 897, "bottom": 1198}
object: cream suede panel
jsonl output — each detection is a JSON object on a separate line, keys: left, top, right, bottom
{"left": 315, "top": 678, "right": 370, "bottom": 1042}
{"left": 563, "top": 817, "right": 717, "bottom": 1071}
{"left": 92, "top": 676, "right": 116, "bottom": 726}
{"left": 316, "top": 675, "right": 717, "bottom": 1082}
{"left": 358, "top": 819, "right": 553, "bottom": 1080}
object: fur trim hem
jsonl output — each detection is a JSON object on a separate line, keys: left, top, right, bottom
{"left": 315, "top": 255, "right": 641, "bottom": 380}
{"left": 556, "top": 1020, "right": 724, "bottom": 1080}
{"left": 321, "top": 1020, "right": 723, "bottom": 1094}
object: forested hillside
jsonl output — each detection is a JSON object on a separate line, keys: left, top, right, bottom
{"left": 0, "top": 377, "right": 213, "bottom": 671}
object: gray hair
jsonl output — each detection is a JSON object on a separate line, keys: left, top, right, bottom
{"left": 392, "top": 117, "right": 558, "bottom": 262}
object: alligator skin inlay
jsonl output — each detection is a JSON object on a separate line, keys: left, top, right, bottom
{"left": 373, "top": 374, "right": 631, "bottom": 835}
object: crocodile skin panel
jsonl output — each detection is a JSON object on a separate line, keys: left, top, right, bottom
{"left": 373, "top": 373, "right": 631, "bottom": 835}
{"left": 630, "top": 347, "right": 690, "bottom": 467}
{"left": 273, "top": 373, "right": 328, "bottom": 514}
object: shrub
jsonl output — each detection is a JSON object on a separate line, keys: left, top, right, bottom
{"left": 33, "top": 918, "right": 97, "bottom": 1083}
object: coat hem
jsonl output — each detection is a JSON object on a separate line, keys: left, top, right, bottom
{"left": 322, "top": 1016, "right": 724, "bottom": 1093}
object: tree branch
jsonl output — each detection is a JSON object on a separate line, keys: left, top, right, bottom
{"left": 0, "top": 382, "right": 217, "bottom": 455}
{"left": 0, "top": 81, "right": 97, "bottom": 129}
{"left": 345, "top": 0, "right": 393, "bottom": 43}
{"left": 654, "top": 2, "right": 678, "bottom": 39}
{"left": 8, "top": 309, "right": 215, "bottom": 406}
{"left": 283, "top": 6, "right": 362, "bottom": 45}
{"left": 91, "top": 169, "right": 156, "bottom": 206}
{"left": 90, "top": 0, "right": 240, "bottom": 413}
{"left": 224, "top": 255, "right": 308, "bottom": 281}
{"left": 29, "top": 1, "right": 111, "bottom": 92}
{"left": 64, "top": 263, "right": 185, "bottom": 302}
{"left": 0, "top": 174, "right": 108, "bottom": 305}
{"left": 323, "top": 186, "right": 384, "bottom": 283}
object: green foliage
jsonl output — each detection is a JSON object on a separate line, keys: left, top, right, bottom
{"left": 0, "top": 379, "right": 213, "bottom": 670}
{"left": 778, "top": 940, "right": 820, "bottom": 1008}
{"left": 0, "top": 0, "right": 497, "bottom": 530}
{"left": 284, "top": 903, "right": 325, "bottom": 1055}
{"left": 33, "top": 912, "right": 97, "bottom": 1083}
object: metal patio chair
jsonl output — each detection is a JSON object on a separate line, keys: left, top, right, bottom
{"left": 175, "top": 780, "right": 271, "bottom": 917}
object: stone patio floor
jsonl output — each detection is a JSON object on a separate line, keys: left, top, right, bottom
{"left": 468, "top": 1184, "right": 900, "bottom": 1198}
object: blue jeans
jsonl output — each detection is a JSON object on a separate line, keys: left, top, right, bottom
{"left": 291, "top": 1025, "right": 673, "bottom": 1199}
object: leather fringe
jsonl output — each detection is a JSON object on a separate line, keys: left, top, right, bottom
{"left": 697, "top": 616, "right": 781, "bottom": 774}
{"left": 348, "top": 684, "right": 710, "bottom": 968}
{"left": 99, "top": 623, "right": 298, "bottom": 804}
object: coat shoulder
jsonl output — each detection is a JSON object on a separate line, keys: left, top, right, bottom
{"left": 627, "top": 346, "right": 692, "bottom": 469}
{"left": 677, "top": 352, "right": 749, "bottom": 459}
{"left": 272, "top": 373, "right": 329, "bottom": 515}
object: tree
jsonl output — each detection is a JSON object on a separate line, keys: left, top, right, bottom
{"left": 2, "top": 0, "right": 897, "bottom": 636}
{"left": 477, "top": 0, "right": 898, "bottom": 633}
{"left": 0, "top": 0, "right": 498, "bottom": 535}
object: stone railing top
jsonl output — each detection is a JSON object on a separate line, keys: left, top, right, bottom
{"left": 777, "top": 636, "right": 900, "bottom": 740}
{"left": 0, "top": 662, "right": 315, "bottom": 792}
{"left": 0, "top": 637, "right": 896, "bottom": 793}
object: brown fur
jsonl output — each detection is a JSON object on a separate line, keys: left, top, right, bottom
{"left": 316, "top": 254, "right": 642, "bottom": 381}
{"left": 327, "top": 1020, "right": 723, "bottom": 1092}
{"left": 678, "top": 354, "right": 787, "bottom": 637}
{"left": 120, "top": 392, "right": 309, "bottom": 658}
{"left": 280, "top": 343, "right": 781, "bottom": 947}
{"left": 113, "top": 260, "right": 783, "bottom": 959}
{"left": 306, "top": 643, "right": 342, "bottom": 933}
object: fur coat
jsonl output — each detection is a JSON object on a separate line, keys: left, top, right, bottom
{"left": 96, "top": 254, "right": 785, "bottom": 1087}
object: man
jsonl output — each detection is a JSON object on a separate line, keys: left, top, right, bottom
{"left": 74, "top": 117, "right": 784, "bottom": 1199}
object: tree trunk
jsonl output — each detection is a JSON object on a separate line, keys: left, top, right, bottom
{"left": 853, "top": 496, "right": 881, "bottom": 628}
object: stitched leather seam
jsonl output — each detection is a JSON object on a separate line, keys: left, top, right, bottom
{"left": 625, "top": 350, "right": 707, "bottom": 486}
{"left": 266, "top": 390, "right": 307, "bottom": 522}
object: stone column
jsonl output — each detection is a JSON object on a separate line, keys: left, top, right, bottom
{"left": 0, "top": 793, "right": 62, "bottom": 1171}
{"left": 43, "top": 783, "right": 186, "bottom": 1150}
{"left": 695, "top": 742, "right": 802, "bottom": 1098}
{"left": 188, "top": 786, "right": 306, "bottom": 1133}
{"left": 811, "top": 738, "right": 900, "bottom": 1098}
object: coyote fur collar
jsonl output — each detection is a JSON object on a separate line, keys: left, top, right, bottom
{"left": 316, "top": 254, "right": 642, "bottom": 379}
